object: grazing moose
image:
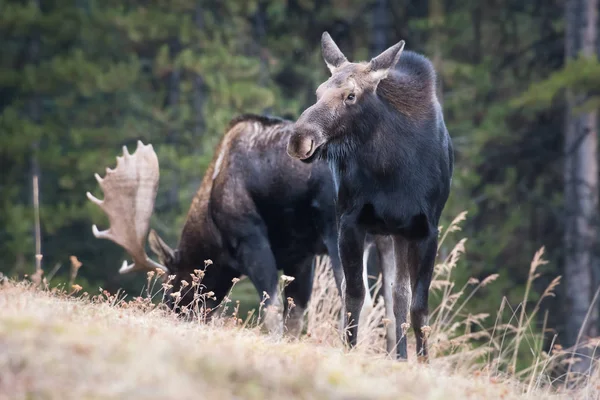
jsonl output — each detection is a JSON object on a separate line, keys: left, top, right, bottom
{"left": 87, "top": 114, "right": 377, "bottom": 337}
{"left": 287, "top": 33, "right": 454, "bottom": 361}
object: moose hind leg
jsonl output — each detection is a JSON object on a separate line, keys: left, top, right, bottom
{"left": 239, "top": 231, "right": 282, "bottom": 336}
{"left": 375, "top": 235, "right": 397, "bottom": 356}
{"left": 283, "top": 257, "right": 315, "bottom": 338}
{"left": 392, "top": 235, "right": 411, "bottom": 360}
{"left": 359, "top": 237, "right": 376, "bottom": 330}
{"left": 410, "top": 235, "right": 437, "bottom": 362}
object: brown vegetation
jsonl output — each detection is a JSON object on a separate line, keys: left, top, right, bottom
{"left": 0, "top": 215, "right": 597, "bottom": 399}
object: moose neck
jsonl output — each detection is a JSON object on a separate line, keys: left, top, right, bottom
{"left": 325, "top": 97, "right": 410, "bottom": 173}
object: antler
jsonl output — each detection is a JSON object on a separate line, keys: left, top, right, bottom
{"left": 87, "top": 141, "right": 168, "bottom": 275}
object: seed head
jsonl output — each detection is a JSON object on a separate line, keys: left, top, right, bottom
{"left": 421, "top": 325, "right": 432, "bottom": 337}
{"left": 401, "top": 322, "right": 410, "bottom": 335}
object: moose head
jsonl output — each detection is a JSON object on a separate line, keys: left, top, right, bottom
{"left": 287, "top": 32, "right": 405, "bottom": 162}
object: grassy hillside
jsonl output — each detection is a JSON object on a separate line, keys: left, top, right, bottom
{"left": 0, "top": 282, "right": 559, "bottom": 400}
{"left": 0, "top": 273, "right": 597, "bottom": 399}
{"left": 1, "top": 217, "right": 597, "bottom": 399}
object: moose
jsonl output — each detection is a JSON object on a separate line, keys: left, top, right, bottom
{"left": 287, "top": 33, "right": 454, "bottom": 361}
{"left": 87, "top": 114, "right": 381, "bottom": 337}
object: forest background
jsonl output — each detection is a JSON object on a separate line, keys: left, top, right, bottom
{"left": 2, "top": 0, "right": 599, "bottom": 359}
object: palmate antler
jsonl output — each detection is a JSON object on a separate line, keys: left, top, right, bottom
{"left": 87, "top": 141, "right": 168, "bottom": 275}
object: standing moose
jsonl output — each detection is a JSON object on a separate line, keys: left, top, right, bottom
{"left": 287, "top": 33, "right": 454, "bottom": 361}
{"left": 87, "top": 114, "right": 377, "bottom": 337}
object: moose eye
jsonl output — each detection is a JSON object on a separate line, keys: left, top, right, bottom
{"left": 346, "top": 93, "right": 356, "bottom": 102}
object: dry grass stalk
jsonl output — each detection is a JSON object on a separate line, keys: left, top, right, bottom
{"left": 69, "top": 255, "right": 83, "bottom": 289}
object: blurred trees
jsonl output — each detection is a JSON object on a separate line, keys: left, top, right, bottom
{"left": 1, "top": 0, "right": 600, "bottom": 353}
{"left": 0, "top": 0, "right": 279, "bottom": 293}
{"left": 562, "top": 0, "right": 598, "bottom": 369}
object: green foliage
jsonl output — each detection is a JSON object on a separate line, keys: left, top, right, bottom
{"left": 0, "top": 0, "right": 281, "bottom": 292}
{"left": 513, "top": 55, "right": 600, "bottom": 112}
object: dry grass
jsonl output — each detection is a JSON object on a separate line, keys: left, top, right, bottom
{"left": 0, "top": 281, "right": 562, "bottom": 400}
{"left": 1, "top": 213, "right": 598, "bottom": 399}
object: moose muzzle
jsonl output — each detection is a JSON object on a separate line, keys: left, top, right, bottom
{"left": 287, "top": 123, "right": 326, "bottom": 161}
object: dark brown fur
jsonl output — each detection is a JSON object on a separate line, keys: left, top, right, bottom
{"left": 376, "top": 52, "right": 436, "bottom": 118}
{"left": 152, "top": 114, "right": 344, "bottom": 337}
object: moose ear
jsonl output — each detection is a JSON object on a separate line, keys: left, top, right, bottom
{"left": 368, "top": 40, "right": 405, "bottom": 83}
{"left": 148, "top": 229, "right": 175, "bottom": 266}
{"left": 321, "top": 32, "right": 348, "bottom": 74}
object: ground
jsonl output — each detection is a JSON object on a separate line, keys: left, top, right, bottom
{"left": 0, "top": 281, "right": 592, "bottom": 400}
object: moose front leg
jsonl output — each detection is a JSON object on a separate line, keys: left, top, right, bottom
{"left": 283, "top": 256, "right": 315, "bottom": 338}
{"left": 338, "top": 213, "right": 367, "bottom": 349}
{"left": 238, "top": 230, "right": 283, "bottom": 336}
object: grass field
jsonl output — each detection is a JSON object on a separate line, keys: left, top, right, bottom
{"left": 0, "top": 275, "right": 597, "bottom": 399}
{"left": 1, "top": 215, "right": 598, "bottom": 399}
{"left": 0, "top": 280, "right": 579, "bottom": 400}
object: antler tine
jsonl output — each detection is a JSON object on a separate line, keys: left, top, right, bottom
{"left": 88, "top": 141, "right": 168, "bottom": 275}
{"left": 86, "top": 192, "right": 104, "bottom": 208}
{"left": 91, "top": 224, "right": 112, "bottom": 240}
{"left": 119, "top": 257, "right": 166, "bottom": 275}
{"left": 119, "top": 260, "right": 135, "bottom": 274}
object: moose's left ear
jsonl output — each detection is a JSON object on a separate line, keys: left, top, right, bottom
{"left": 368, "top": 40, "right": 405, "bottom": 82}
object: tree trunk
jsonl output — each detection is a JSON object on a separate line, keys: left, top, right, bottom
{"left": 166, "top": 38, "right": 181, "bottom": 207}
{"left": 253, "top": 1, "right": 270, "bottom": 114}
{"left": 564, "top": 0, "right": 599, "bottom": 373}
{"left": 428, "top": 0, "right": 444, "bottom": 104}
{"left": 472, "top": 4, "right": 482, "bottom": 65}
{"left": 168, "top": 41, "right": 181, "bottom": 141}
{"left": 29, "top": 0, "right": 42, "bottom": 276}
{"left": 193, "top": 2, "right": 205, "bottom": 140}
{"left": 371, "top": 0, "right": 388, "bottom": 55}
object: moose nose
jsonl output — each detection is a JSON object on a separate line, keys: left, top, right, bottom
{"left": 303, "top": 140, "right": 314, "bottom": 158}
{"left": 288, "top": 133, "right": 316, "bottom": 160}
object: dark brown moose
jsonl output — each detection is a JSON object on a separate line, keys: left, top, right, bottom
{"left": 87, "top": 114, "right": 378, "bottom": 337}
{"left": 287, "top": 33, "right": 454, "bottom": 361}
